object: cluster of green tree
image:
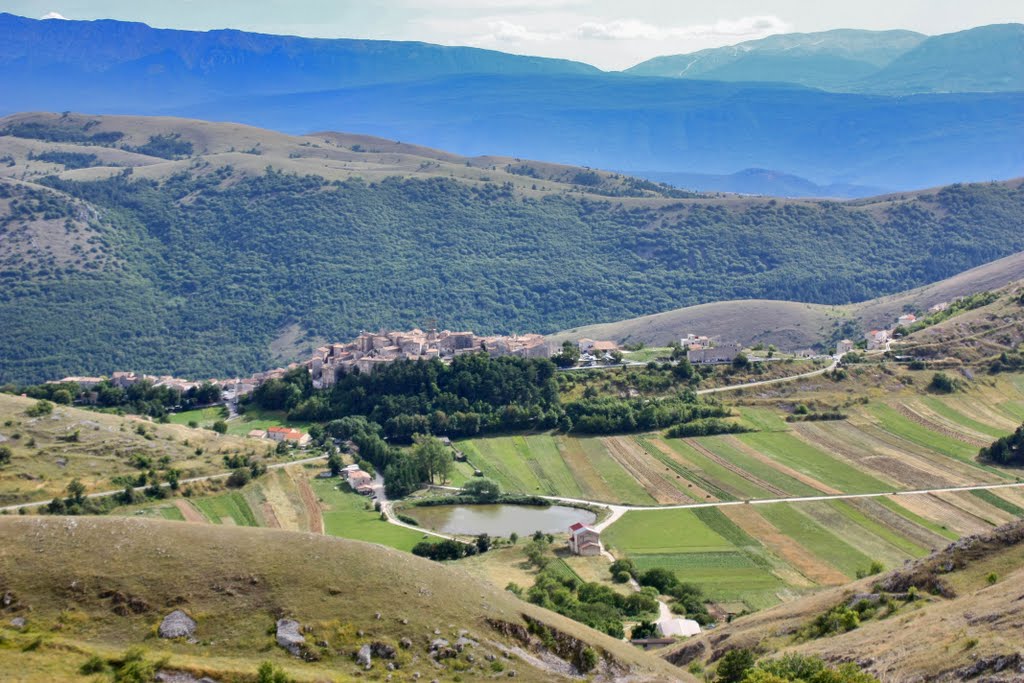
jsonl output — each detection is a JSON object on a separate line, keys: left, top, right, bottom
{"left": 27, "top": 150, "right": 100, "bottom": 169}
{"left": 715, "top": 650, "right": 878, "bottom": 683}
{"left": 411, "top": 534, "right": 490, "bottom": 561}
{"left": 978, "top": 424, "right": 1024, "bottom": 466}
{"left": 989, "top": 350, "right": 1024, "bottom": 374}
{"left": 786, "top": 411, "right": 851, "bottom": 421}
{"left": 5, "top": 378, "right": 222, "bottom": 419}
{"left": 251, "top": 355, "right": 727, "bottom": 442}
{"left": 928, "top": 372, "right": 960, "bottom": 393}
{"left": 125, "top": 133, "right": 194, "bottom": 159}
{"left": 1, "top": 120, "right": 125, "bottom": 145}
{"left": 5, "top": 169, "right": 1024, "bottom": 384}
{"left": 895, "top": 291, "right": 1000, "bottom": 337}
{"left": 664, "top": 417, "right": 751, "bottom": 438}
{"left": 554, "top": 358, "right": 699, "bottom": 399}
{"left": 322, "top": 418, "right": 451, "bottom": 497}
{"left": 519, "top": 536, "right": 657, "bottom": 639}
{"left": 610, "top": 559, "right": 713, "bottom": 624}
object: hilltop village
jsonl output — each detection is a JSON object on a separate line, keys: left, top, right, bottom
{"left": 48, "top": 306, "right": 934, "bottom": 402}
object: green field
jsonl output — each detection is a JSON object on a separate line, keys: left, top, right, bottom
{"left": 193, "top": 491, "right": 259, "bottom": 526}
{"left": 312, "top": 479, "right": 425, "bottom": 552}
{"left": 158, "top": 505, "right": 186, "bottom": 521}
{"left": 574, "top": 437, "right": 657, "bottom": 504}
{"left": 603, "top": 508, "right": 784, "bottom": 607}
{"left": 225, "top": 407, "right": 301, "bottom": 436}
{"left": 697, "top": 436, "right": 822, "bottom": 497}
{"left": 167, "top": 405, "right": 228, "bottom": 427}
{"left": 920, "top": 397, "right": 1011, "bottom": 439}
{"left": 737, "top": 432, "right": 891, "bottom": 493}
{"left": 971, "top": 489, "right": 1024, "bottom": 517}
{"left": 661, "top": 439, "right": 769, "bottom": 500}
{"left": 868, "top": 404, "right": 989, "bottom": 464}
{"left": 735, "top": 407, "right": 790, "bottom": 433}
{"left": 756, "top": 503, "right": 873, "bottom": 578}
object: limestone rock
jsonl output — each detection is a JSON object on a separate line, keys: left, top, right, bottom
{"left": 158, "top": 610, "right": 196, "bottom": 639}
{"left": 276, "top": 618, "right": 306, "bottom": 657}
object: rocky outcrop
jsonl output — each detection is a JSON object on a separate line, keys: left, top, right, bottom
{"left": 276, "top": 618, "right": 306, "bottom": 657}
{"left": 158, "top": 610, "right": 197, "bottom": 639}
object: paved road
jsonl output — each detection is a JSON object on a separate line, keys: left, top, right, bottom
{"left": 0, "top": 453, "right": 329, "bottom": 513}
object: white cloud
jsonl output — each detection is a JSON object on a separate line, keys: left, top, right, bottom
{"left": 483, "top": 19, "right": 556, "bottom": 42}
{"left": 471, "top": 15, "right": 789, "bottom": 47}
{"left": 576, "top": 16, "right": 790, "bottom": 41}
{"left": 41, "top": 11, "right": 68, "bottom": 20}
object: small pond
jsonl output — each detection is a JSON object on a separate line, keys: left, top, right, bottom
{"left": 408, "top": 504, "right": 597, "bottom": 537}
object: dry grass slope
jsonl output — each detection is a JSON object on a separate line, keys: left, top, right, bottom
{"left": 0, "top": 517, "right": 686, "bottom": 682}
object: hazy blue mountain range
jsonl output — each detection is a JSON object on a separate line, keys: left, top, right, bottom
{"left": 1, "top": 14, "right": 1022, "bottom": 194}
{"left": 631, "top": 169, "right": 886, "bottom": 199}
{"left": 626, "top": 24, "right": 1024, "bottom": 94}
{"left": 178, "top": 75, "right": 1023, "bottom": 190}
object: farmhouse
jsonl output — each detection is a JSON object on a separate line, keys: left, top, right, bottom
{"left": 836, "top": 339, "right": 855, "bottom": 355}
{"left": 865, "top": 330, "right": 890, "bottom": 351}
{"left": 897, "top": 313, "right": 917, "bottom": 327}
{"left": 681, "top": 334, "right": 711, "bottom": 349}
{"left": 567, "top": 522, "right": 602, "bottom": 556}
{"left": 266, "top": 426, "right": 310, "bottom": 446}
{"left": 687, "top": 341, "right": 743, "bottom": 364}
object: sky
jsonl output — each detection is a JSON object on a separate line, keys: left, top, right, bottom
{"left": 10, "top": 0, "right": 1024, "bottom": 70}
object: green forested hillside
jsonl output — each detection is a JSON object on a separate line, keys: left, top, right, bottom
{"left": 2, "top": 118, "right": 1024, "bottom": 383}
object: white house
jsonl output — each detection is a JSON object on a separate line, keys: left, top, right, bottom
{"left": 567, "top": 522, "right": 602, "bottom": 556}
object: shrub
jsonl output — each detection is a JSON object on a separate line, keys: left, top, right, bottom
{"left": 226, "top": 467, "right": 251, "bottom": 488}
{"left": 257, "top": 661, "right": 292, "bottom": 683}
{"left": 25, "top": 400, "right": 53, "bottom": 417}
{"left": 79, "top": 654, "right": 107, "bottom": 674}
{"left": 716, "top": 648, "right": 755, "bottom": 683}
{"left": 577, "top": 646, "right": 598, "bottom": 673}
{"left": 928, "top": 372, "right": 958, "bottom": 393}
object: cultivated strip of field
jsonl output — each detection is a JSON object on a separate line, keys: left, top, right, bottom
{"left": 894, "top": 493, "right": 994, "bottom": 536}
{"left": 737, "top": 431, "right": 892, "bottom": 494}
{"left": 576, "top": 437, "right": 658, "bottom": 505}
{"left": 555, "top": 436, "right": 619, "bottom": 503}
{"left": 719, "top": 435, "right": 840, "bottom": 495}
{"left": 846, "top": 497, "right": 953, "bottom": 551}
{"left": 296, "top": 474, "right": 324, "bottom": 534}
{"left": 678, "top": 439, "right": 778, "bottom": 499}
{"left": 173, "top": 499, "right": 206, "bottom": 523}
{"left": 721, "top": 505, "right": 847, "bottom": 586}
{"left": 920, "top": 396, "right": 1017, "bottom": 439}
{"left": 805, "top": 419, "right": 991, "bottom": 488}
{"left": 755, "top": 503, "right": 873, "bottom": 579}
{"left": 893, "top": 401, "right": 991, "bottom": 448}
{"left": 932, "top": 490, "right": 1017, "bottom": 527}
{"left": 602, "top": 436, "right": 691, "bottom": 504}
{"left": 639, "top": 437, "right": 720, "bottom": 502}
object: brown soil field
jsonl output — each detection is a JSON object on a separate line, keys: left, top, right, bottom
{"left": 895, "top": 493, "right": 994, "bottom": 536}
{"left": 722, "top": 505, "right": 847, "bottom": 586}
{"left": 645, "top": 438, "right": 719, "bottom": 502}
{"left": 602, "top": 437, "right": 690, "bottom": 504}
{"left": 173, "top": 499, "right": 206, "bottom": 524}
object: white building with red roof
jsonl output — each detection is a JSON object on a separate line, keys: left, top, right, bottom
{"left": 567, "top": 522, "right": 602, "bottom": 556}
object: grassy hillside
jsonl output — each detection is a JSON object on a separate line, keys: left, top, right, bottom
{"left": 663, "top": 519, "right": 1024, "bottom": 682}
{"left": 552, "top": 251, "right": 1024, "bottom": 349}
{"left": 3, "top": 114, "right": 1024, "bottom": 383}
{"left": 0, "top": 393, "right": 272, "bottom": 506}
{"left": 0, "top": 516, "right": 684, "bottom": 682}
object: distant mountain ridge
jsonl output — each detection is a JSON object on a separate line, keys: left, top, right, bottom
{"left": 626, "top": 24, "right": 1024, "bottom": 94}
{"left": 632, "top": 168, "right": 886, "bottom": 199}
{"left": 1, "top": 14, "right": 1022, "bottom": 194}
{"left": 0, "top": 11, "right": 599, "bottom": 107}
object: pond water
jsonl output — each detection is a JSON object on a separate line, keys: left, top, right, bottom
{"left": 408, "top": 504, "right": 597, "bottom": 537}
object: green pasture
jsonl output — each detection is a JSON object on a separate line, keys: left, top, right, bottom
{"left": 737, "top": 431, "right": 891, "bottom": 493}
{"left": 312, "top": 479, "right": 424, "bottom": 552}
